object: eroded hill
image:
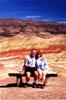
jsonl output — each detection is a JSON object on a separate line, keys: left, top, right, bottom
{"left": 0, "top": 19, "right": 66, "bottom": 77}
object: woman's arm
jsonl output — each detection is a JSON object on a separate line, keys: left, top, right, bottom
{"left": 41, "top": 58, "right": 48, "bottom": 70}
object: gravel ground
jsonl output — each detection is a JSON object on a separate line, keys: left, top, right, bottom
{"left": 0, "top": 76, "right": 66, "bottom": 99}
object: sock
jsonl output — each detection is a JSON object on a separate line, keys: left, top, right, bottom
{"left": 38, "top": 81, "right": 41, "bottom": 84}
{"left": 38, "top": 79, "right": 44, "bottom": 85}
{"left": 26, "top": 81, "right": 30, "bottom": 84}
{"left": 33, "top": 80, "right": 36, "bottom": 84}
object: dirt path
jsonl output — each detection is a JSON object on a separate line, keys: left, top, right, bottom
{"left": 0, "top": 76, "right": 66, "bottom": 99}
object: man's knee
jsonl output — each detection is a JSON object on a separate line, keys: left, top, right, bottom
{"left": 26, "top": 72, "right": 31, "bottom": 77}
{"left": 34, "top": 71, "right": 38, "bottom": 77}
{"left": 26, "top": 72, "right": 31, "bottom": 82}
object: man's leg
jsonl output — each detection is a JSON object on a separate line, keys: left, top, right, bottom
{"left": 24, "top": 72, "right": 31, "bottom": 88}
{"left": 26, "top": 72, "right": 31, "bottom": 82}
{"left": 33, "top": 71, "right": 38, "bottom": 88}
{"left": 34, "top": 71, "right": 38, "bottom": 81}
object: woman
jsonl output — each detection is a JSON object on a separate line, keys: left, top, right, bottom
{"left": 36, "top": 51, "right": 48, "bottom": 88}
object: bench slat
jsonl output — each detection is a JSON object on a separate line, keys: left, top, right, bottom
{"left": 8, "top": 71, "right": 58, "bottom": 77}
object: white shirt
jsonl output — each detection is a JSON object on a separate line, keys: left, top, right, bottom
{"left": 24, "top": 55, "right": 36, "bottom": 68}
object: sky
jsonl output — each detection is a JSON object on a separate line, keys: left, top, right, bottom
{"left": 0, "top": 0, "right": 66, "bottom": 23}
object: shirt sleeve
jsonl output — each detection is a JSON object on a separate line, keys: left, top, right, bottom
{"left": 43, "top": 58, "right": 48, "bottom": 70}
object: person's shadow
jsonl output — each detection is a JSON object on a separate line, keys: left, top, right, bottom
{"left": 0, "top": 81, "right": 33, "bottom": 88}
{"left": 0, "top": 81, "right": 26, "bottom": 88}
{"left": 0, "top": 83, "right": 18, "bottom": 88}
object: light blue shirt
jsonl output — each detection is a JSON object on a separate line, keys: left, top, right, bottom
{"left": 36, "top": 57, "right": 48, "bottom": 70}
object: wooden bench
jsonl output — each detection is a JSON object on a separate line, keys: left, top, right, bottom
{"left": 8, "top": 71, "right": 58, "bottom": 87}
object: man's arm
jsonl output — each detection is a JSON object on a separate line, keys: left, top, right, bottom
{"left": 21, "top": 65, "right": 25, "bottom": 74}
{"left": 21, "top": 56, "right": 29, "bottom": 74}
{"left": 24, "top": 56, "right": 29, "bottom": 67}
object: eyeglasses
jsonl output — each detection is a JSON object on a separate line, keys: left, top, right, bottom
{"left": 32, "top": 51, "right": 36, "bottom": 54}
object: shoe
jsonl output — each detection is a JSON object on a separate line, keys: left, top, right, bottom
{"left": 37, "top": 84, "right": 44, "bottom": 89}
{"left": 37, "top": 84, "right": 41, "bottom": 88}
{"left": 24, "top": 83, "right": 29, "bottom": 88}
{"left": 40, "top": 84, "right": 44, "bottom": 89}
{"left": 33, "top": 82, "right": 37, "bottom": 88}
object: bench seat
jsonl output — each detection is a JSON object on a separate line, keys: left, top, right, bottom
{"left": 8, "top": 71, "right": 58, "bottom": 86}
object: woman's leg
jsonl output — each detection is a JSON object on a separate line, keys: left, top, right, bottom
{"left": 37, "top": 69, "right": 43, "bottom": 88}
{"left": 34, "top": 71, "right": 38, "bottom": 82}
{"left": 42, "top": 70, "right": 46, "bottom": 83}
{"left": 42, "top": 70, "right": 48, "bottom": 85}
{"left": 37, "top": 69, "right": 42, "bottom": 82}
{"left": 33, "top": 71, "right": 38, "bottom": 88}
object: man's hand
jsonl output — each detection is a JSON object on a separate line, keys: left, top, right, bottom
{"left": 21, "top": 65, "right": 25, "bottom": 74}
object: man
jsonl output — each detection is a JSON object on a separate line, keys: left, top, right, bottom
{"left": 23, "top": 48, "right": 38, "bottom": 88}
